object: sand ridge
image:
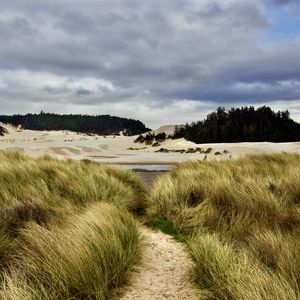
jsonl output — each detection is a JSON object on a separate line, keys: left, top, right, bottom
{"left": 0, "top": 123, "right": 299, "bottom": 164}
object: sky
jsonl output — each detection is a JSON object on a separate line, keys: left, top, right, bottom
{"left": 0, "top": 0, "right": 300, "bottom": 128}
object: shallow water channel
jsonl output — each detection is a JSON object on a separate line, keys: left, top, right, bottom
{"left": 120, "top": 164, "right": 174, "bottom": 172}
{"left": 119, "top": 164, "right": 174, "bottom": 187}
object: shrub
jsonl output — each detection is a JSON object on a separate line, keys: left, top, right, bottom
{"left": 155, "top": 132, "right": 166, "bottom": 142}
{"left": 134, "top": 135, "right": 145, "bottom": 143}
{"left": 0, "top": 126, "right": 8, "bottom": 136}
{"left": 152, "top": 142, "right": 161, "bottom": 147}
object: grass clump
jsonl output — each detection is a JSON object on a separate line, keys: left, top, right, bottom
{"left": 189, "top": 233, "right": 298, "bottom": 300}
{"left": 1, "top": 204, "right": 141, "bottom": 300}
{"left": 148, "top": 153, "right": 300, "bottom": 299}
{"left": 147, "top": 217, "right": 187, "bottom": 243}
{"left": 0, "top": 150, "right": 146, "bottom": 299}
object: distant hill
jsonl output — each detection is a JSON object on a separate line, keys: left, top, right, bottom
{"left": 151, "top": 125, "right": 185, "bottom": 136}
{"left": 0, "top": 112, "right": 150, "bottom": 136}
{"left": 174, "top": 106, "right": 300, "bottom": 143}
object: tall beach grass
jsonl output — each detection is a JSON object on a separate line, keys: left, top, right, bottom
{"left": 0, "top": 151, "right": 146, "bottom": 299}
{"left": 148, "top": 153, "right": 300, "bottom": 299}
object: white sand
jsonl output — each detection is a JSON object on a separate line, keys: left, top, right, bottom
{"left": 0, "top": 123, "right": 299, "bottom": 164}
{"left": 114, "top": 227, "right": 207, "bottom": 300}
{"left": 151, "top": 125, "right": 184, "bottom": 135}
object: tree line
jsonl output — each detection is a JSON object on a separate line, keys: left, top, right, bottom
{"left": 0, "top": 112, "right": 150, "bottom": 136}
{"left": 174, "top": 106, "right": 300, "bottom": 143}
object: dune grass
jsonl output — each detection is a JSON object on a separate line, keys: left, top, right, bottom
{"left": 148, "top": 153, "right": 300, "bottom": 299}
{"left": 0, "top": 151, "right": 146, "bottom": 299}
{"left": 146, "top": 217, "right": 187, "bottom": 243}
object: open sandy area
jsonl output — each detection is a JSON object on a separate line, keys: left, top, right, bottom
{"left": 0, "top": 124, "right": 299, "bottom": 165}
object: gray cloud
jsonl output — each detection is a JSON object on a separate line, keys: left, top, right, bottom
{"left": 0, "top": 0, "right": 299, "bottom": 127}
{"left": 269, "top": 0, "right": 299, "bottom": 5}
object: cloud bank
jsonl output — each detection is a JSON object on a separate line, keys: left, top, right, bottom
{"left": 0, "top": 0, "right": 299, "bottom": 127}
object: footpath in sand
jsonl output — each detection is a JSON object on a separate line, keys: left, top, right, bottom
{"left": 116, "top": 226, "right": 205, "bottom": 300}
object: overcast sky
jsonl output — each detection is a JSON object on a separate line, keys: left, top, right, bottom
{"left": 0, "top": 0, "right": 299, "bottom": 128}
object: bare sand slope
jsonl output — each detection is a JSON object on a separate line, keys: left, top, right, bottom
{"left": 0, "top": 124, "right": 299, "bottom": 164}
{"left": 115, "top": 227, "right": 206, "bottom": 300}
{"left": 151, "top": 125, "right": 184, "bottom": 136}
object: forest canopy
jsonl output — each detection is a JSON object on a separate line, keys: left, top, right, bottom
{"left": 0, "top": 112, "right": 150, "bottom": 136}
{"left": 174, "top": 106, "right": 300, "bottom": 143}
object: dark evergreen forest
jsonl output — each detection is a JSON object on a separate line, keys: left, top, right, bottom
{"left": 0, "top": 112, "right": 150, "bottom": 136}
{"left": 174, "top": 106, "right": 300, "bottom": 143}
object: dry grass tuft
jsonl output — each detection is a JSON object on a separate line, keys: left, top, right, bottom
{"left": 0, "top": 151, "right": 146, "bottom": 299}
{"left": 148, "top": 153, "right": 300, "bottom": 299}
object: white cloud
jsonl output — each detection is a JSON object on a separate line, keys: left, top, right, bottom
{"left": 0, "top": 70, "right": 115, "bottom": 96}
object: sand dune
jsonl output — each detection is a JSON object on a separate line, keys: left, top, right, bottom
{"left": 151, "top": 125, "right": 184, "bottom": 136}
{"left": 0, "top": 123, "right": 299, "bottom": 164}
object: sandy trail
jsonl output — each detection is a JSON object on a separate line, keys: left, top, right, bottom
{"left": 116, "top": 226, "right": 204, "bottom": 300}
